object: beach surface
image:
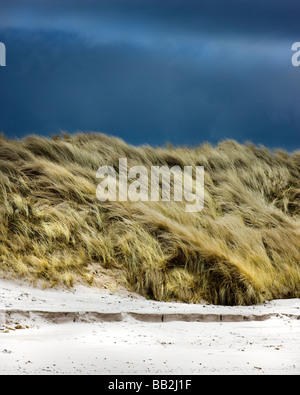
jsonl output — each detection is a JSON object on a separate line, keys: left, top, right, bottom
{"left": 0, "top": 278, "right": 299, "bottom": 375}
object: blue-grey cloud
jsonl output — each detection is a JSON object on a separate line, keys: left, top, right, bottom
{"left": 0, "top": 1, "right": 300, "bottom": 150}
{"left": 1, "top": 0, "right": 300, "bottom": 40}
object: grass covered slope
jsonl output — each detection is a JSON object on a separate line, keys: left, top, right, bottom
{"left": 0, "top": 133, "right": 300, "bottom": 305}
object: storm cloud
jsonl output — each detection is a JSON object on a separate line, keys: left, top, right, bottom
{"left": 0, "top": 0, "right": 300, "bottom": 149}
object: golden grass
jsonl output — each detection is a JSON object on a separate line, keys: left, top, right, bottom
{"left": 0, "top": 132, "right": 299, "bottom": 305}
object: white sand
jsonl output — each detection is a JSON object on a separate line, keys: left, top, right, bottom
{"left": 0, "top": 278, "right": 300, "bottom": 375}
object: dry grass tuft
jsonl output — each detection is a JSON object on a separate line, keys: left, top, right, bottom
{"left": 0, "top": 132, "right": 300, "bottom": 305}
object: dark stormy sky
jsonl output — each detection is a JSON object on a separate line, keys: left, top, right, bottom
{"left": 0, "top": 0, "right": 300, "bottom": 150}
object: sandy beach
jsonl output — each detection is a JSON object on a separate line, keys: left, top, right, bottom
{"left": 0, "top": 278, "right": 299, "bottom": 375}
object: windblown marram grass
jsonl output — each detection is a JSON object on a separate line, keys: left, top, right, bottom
{"left": 0, "top": 132, "right": 299, "bottom": 305}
